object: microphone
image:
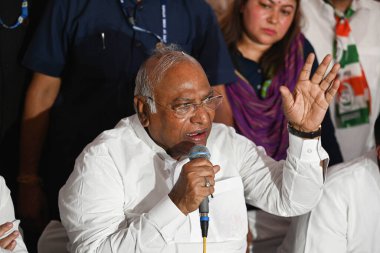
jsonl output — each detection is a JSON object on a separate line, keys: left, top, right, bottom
{"left": 188, "top": 145, "right": 211, "bottom": 239}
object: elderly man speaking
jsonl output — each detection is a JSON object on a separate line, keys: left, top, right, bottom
{"left": 59, "top": 45, "right": 340, "bottom": 252}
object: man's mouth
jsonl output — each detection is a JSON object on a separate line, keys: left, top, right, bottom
{"left": 186, "top": 129, "right": 208, "bottom": 143}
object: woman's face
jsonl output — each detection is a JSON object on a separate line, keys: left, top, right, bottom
{"left": 241, "top": 0, "right": 297, "bottom": 47}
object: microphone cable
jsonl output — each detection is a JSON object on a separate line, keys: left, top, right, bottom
{"left": 199, "top": 197, "right": 209, "bottom": 253}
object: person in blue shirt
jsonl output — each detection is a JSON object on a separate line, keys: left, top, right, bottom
{"left": 17, "top": 0, "right": 235, "bottom": 235}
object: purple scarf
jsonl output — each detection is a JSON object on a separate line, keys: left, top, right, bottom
{"left": 226, "top": 33, "right": 305, "bottom": 161}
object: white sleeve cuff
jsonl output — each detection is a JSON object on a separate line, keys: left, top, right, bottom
{"left": 288, "top": 133, "right": 329, "bottom": 162}
{"left": 148, "top": 195, "right": 187, "bottom": 242}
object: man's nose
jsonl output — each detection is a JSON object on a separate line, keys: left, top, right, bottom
{"left": 189, "top": 104, "right": 211, "bottom": 124}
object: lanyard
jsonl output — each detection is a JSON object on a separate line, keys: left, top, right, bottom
{"left": 161, "top": 0, "right": 167, "bottom": 43}
{"left": 0, "top": 0, "right": 28, "bottom": 29}
{"left": 120, "top": 0, "right": 168, "bottom": 43}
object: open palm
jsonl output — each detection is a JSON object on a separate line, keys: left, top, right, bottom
{"left": 280, "top": 54, "right": 340, "bottom": 132}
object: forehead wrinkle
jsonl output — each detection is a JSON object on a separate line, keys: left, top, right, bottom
{"left": 171, "top": 88, "right": 213, "bottom": 102}
{"left": 151, "top": 55, "right": 211, "bottom": 105}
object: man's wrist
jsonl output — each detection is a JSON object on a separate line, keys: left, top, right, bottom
{"left": 288, "top": 123, "right": 321, "bottom": 139}
{"left": 168, "top": 191, "right": 189, "bottom": 215}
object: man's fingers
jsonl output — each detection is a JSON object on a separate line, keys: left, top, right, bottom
{"left": 311, "top": 54, "right": 333, "bottom": 85}
{"left": 213, "top": 165, "right": 220, "bottom": 174}
{"left": 279, "top": 86, "right": 294, "bottom": 111}
{"left": 186, "top": 159, "right": 219, "bottom": 174}
{"left": 325, "top": 79, "right": 340, "bottom": 104}
{"left": 203, "top": 176, "right": 215, "bottom": 187}
{"left": 0, "top": 222, "right": 12, "bottom": 236}
{"left": 193, "top": 168, "right": 218, "bottom": 187}
{"left": 199, "top": 184, "right": 215, "bottom": 197}
{"left": 298, "top": 53, "right": 315, "bottom": 81}
{"left": 0, "top": 231, "right": 19, "bottom": 249}
{"left": 320, "top": 63, "right": 340, "bottom": 91}
{"left": 193, "top": 166, "right": 217, "bottom": 178}
{"left": 5, "top": 240, "right": 17, "bottom": 251}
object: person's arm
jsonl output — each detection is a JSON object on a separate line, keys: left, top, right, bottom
{"left": 213, "top": 85, "right": 234, "bottom": 126}
{"left": 237, "top": 130, "right": 327, "bottom": 216}
{"left": 238, "top": 53, "right": 340, "bottom": 216}
{"left": 17, "top": 73, "right": 61, "bottom": 221}
{"left": 0, "top": 177, "right": 28, "bottom": 252}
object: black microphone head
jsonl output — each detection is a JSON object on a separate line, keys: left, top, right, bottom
{"left": 188, "top": 145, "right": 210, "bottom": 160}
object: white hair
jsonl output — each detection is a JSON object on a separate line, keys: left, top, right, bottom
{"left": 134, "top": 44, "right": 199, "bottom": 113}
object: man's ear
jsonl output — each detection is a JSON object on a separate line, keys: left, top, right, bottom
{"left": 376, "top": 146, "right": 380, "bottom": 161}
{"left": 134, "top": 96, "right": 150, "bottom": 127}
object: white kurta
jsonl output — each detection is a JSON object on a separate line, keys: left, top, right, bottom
{"left": 279, "top": 151, "right": 380, "bottom": 253}
{"left": 0, "top": 176, "right": 28, "bottom": 253}
{"left": 59, "top": 114, "right": 328, "bottom": 253}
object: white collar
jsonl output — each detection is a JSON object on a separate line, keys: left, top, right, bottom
{"left": 130, "top": 114, "right": 184, "bottom": 162}
{"left": 318, "top": 0, "right": 372, "bottom": 12}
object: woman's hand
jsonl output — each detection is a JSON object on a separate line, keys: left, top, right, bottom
{"left": 280, "top": 53, "right": 340, "bottom": 132}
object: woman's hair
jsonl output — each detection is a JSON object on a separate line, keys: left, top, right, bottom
{"left": 220, "top": 0, "right": 301, "bottom": 78}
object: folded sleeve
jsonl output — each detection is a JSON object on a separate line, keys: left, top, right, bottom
{"left": 239, "top": 133, "right": 328, "bottom": 217}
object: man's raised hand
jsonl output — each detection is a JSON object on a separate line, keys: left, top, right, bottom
{"left": 280, "top": 53, "right": 340, "bottom": 132}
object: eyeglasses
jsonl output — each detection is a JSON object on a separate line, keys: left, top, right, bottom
{"left": 146, "top": 94, "right": 223, "bottom": 118}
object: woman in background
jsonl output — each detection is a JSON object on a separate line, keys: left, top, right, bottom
{"left": 214, "top": 0, "right": 342, "bottom": 252}
{"left": 214, "top": 0, "right": 342, "bottom": 164}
